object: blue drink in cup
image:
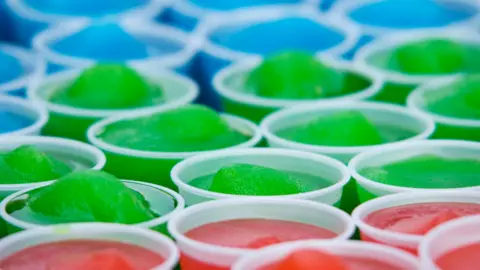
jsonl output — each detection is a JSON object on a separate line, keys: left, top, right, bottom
{"left": 5, "top": 0, "right": 160, "bottom": 46}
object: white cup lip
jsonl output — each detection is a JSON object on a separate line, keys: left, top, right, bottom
{"left": 0, "top": 135, "right": 106, "bottom": 192}
{"left": 260, "top": 100, "right": 436, "bottom": 155}
{"left": 0, "top": 95, "right": 49, "bottom": 137}
{"left": 328, "top": 0, "right": 480, "bottom": 37}
{"left": 353, "top": 27, "right": 480, "bottom": 85}
{"left": 0, "top": 43, "right": 44, "bottom": 95}
{"left": 167, "top": 198, "right": 356, "bottom": 258}
{"left": 0, "top": 222, "right": 180, "bottom": 270}
{"left": 87, "top": 108, "right": 263, "bottom": 159}
{"left": 27, "top": 64, "right": 200, "bottom": 119}
{"left": 196, "top": 7, "right": 360, "bottom": 62}
{"left": 349, "top": 139, "right": 480, "bottom": 194}
{"left": 32, "top": 18, "right": 201, "bottom": 69}
{"left": 232, "top": 239, "right": 421, "bottom": 270}
{"left": 419, "top": 215, "right": 480, "bottom": 270}
{"left": 213, "top": 55, "right": 384, "bottom": 109}
{"left": 5, "top": 0, "right": 161, "bottom": 23}
{"left": 352, "top": 190, "right": 480, "bottom": 246}
{"left": 407, "top": 75, "right": 480, "bottom": 128}
{"left": 0, "top": 179, "right": 186, "bottom": 230}
{"left": 170, "top": 147, "right": 350, "bottom": 201}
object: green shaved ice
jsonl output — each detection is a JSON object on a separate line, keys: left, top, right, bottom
{"left": 209, "top": 164, "right": 310, "bottom": 195}
{"left": 246, "top": 51, "right": 345, "bottom": 99}
{"left": 27, "top": 170, "right": 156, "bottom": 224}
{"left": 0, "top": 145, "right": 72, "bottom": 184}
{"left": 50, "top": 64, "right": 163, "bottom": 109}
{"left": 278, "top": 111, "right": 383, "bottom": 146}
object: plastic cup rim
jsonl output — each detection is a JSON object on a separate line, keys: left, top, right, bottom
{"left": 167, "top": 197, "right": 355, "bottom": 258}
{"left": 0, "top": 179, "right": 186, "bottom": 231}
{"left": 353, "top": 27, "right": 480, "bottom": 85}
{"left": 260, "top": 100, "right": 436, "bottom": 155}
{"left": 351, "top": 190, "right": 480, "bottom": 246}
{"left": 0, "top": 43, "right": 44, "bottom": 94}
{"left": 232, "top": 239, "right": 420, "bottom": 270}
{"left": 419, "top": 215, "right": 480, "bottom": 270}
{"left": 0, "top": 135, "right": 106, "bottom": 192}
{"left": 348, "top": 139, "right": 480, "bottom": 194}
{"left": 212, "top": 55, "right": 384, "bottom": 109}
{"left": 0, "top": 222, "right": 180, "bottom": 270}
{"left": 328, "top": 0, "right": 480, "bottom": 37}
{"left": 27, "top": 65, "right": 200, "bottom": 119}
{"left": 87, "top": 110, "right": 263, "bottom": 159}
{"left": 170, "top": 147, "right": 350, "bottom": 202}
{"left": 5, "top": 0, "right": 162, "bottom": 24}
{"left": 0, "top": 95, "right": 49, "bottom": 137}
{"left": 31, "top": 18, "right": 201, "bottom": 69}
{"left": 196, "top": 7, "right": 361, "bottom": 62}
{"left": 406, "top": 75, "right": 480, "bottom": 127}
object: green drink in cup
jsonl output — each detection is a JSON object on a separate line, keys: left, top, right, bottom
{"left": 0, "top": 136, "right": 106, "bottom": 237}
{"left": 88, "top": 104, "right": 262, "bottom": 189}
{"left": 349, "top": 140, "right": 480, "bottom": 203}
{"left": 0, "top": 170, "right": 184, "bottom": 236}
{"left": 261, "top": 101, "right": 434, "bottom": 212}
{"left": 408, "top": 74, "right": 480, "bottom": 141}
{"left": 355, "top": 29, "right": 480, "bottom": 104}
{"left": 214, "top": 51, "right": 383, "bottom": 122}
{"left": 171, "top": 148, "right": 349, "bottom": 206}
{"left": 28, "top": 64, "right": 199, "bottom": 141}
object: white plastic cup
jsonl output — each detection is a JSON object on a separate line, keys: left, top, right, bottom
{"left": 0, "top": 135, "right": 106, "bottom": 199}
{"left": 0, "top": 179, "right": 185, "bottom": 235}
{"left": 213, "top": 55, "right": 384, "bottom": 123}
{"left": 87, "top": 107, "right": 263, "bottom": 189}
{"left": 0, "top": 95, "right": 48, "bottom": 137}
{"left": 28, "top": 64, "right": 199, "bottom": 141}
{"left": 349, "top": 139, "right": 480, "bottom": 202}
{"left": 0, "top": 223, "right": 179, "bottom": 270}
{"left": 32, "top": 18, "right": 199, "bottom": 72}
{"left": 171, "top": 148, "right": 350, "bottom": 206}
{"left": 419, "top": 215, "right": 480, "bottom": 270}
{"left": 233, "top": 240, "right": 420, "bottom": 270}
{"left": 167, "top": 198, "right": 355, "bottom": 270}
{"left": 407, "top": 75, "right": 480, "bottom": 142}
{"left": 260, "top": 100, "right": 435, "bottom": 163}
{"left": 0, "top": 43, "right": 44, "bottom": 97}
{"left": 354, "top": 28, "right": 480, "bottom": 104}
{"left": 352, "top": 190, "right": 480, "bottom": 254}
{"left": 6, "top": 0, "right": 162, "bottom": 46}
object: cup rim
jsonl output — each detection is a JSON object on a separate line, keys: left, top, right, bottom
{"left": 196, "top": 7, "right": 360, "bottom": 62}
{"left": 260, "top": 100, "right": 436, "bottom": 155}
{"left": 0, "top": 43, "right": 44, "bottom": 95}
{"left": 419, "top": 215, "right": 480, "bottom": 270}
{"left": 0, "top": 222, "right": 180, "bottom": 270}
{"left": 232, "top": 239, "right": 421, "bottom": 270}
{"left": 5, "top": 0, "right": 162, "bottom": 23}
{"left": 407, "top": 75, "right": 480, "bottom": 128}
{"left": 167, "top": 197, "right": 356, "bottom": 258}
{"left": 32, "top": 18, "right": 201, "bottom": 69}
{"left": 170, "top": 147, "right": 350, "bottom": 201}
{"left": 328, "top": 0, "right": 480, "bottom": 37}
{"left": 0, "top": 179, "right": 186, "bottom": 230}
{"left": 212, "top": 55, "right": 384, "bottom": 109}
{"left": 87, "top": 109, "right": 263, "bottom": 159}
{"left": 0, "top": 135, "right": 106, "bottom": 192}
{"left": 348, "top": 139, "right": 480, "bottom": 194}
{"left": 352, "top": 190, "right": 480, "bottom": 247}
{"left": 27, "top": 65, "right": 200, "bottom": 119}
{"left": 353, "top": 27, "right": 480, "bottom": 85}
{"left": 0, "top": 95, "right": 49, "bottom": 137}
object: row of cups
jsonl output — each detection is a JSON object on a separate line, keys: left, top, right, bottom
{"left": 0, "top": 194, "right": 479, "bottom": 270}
